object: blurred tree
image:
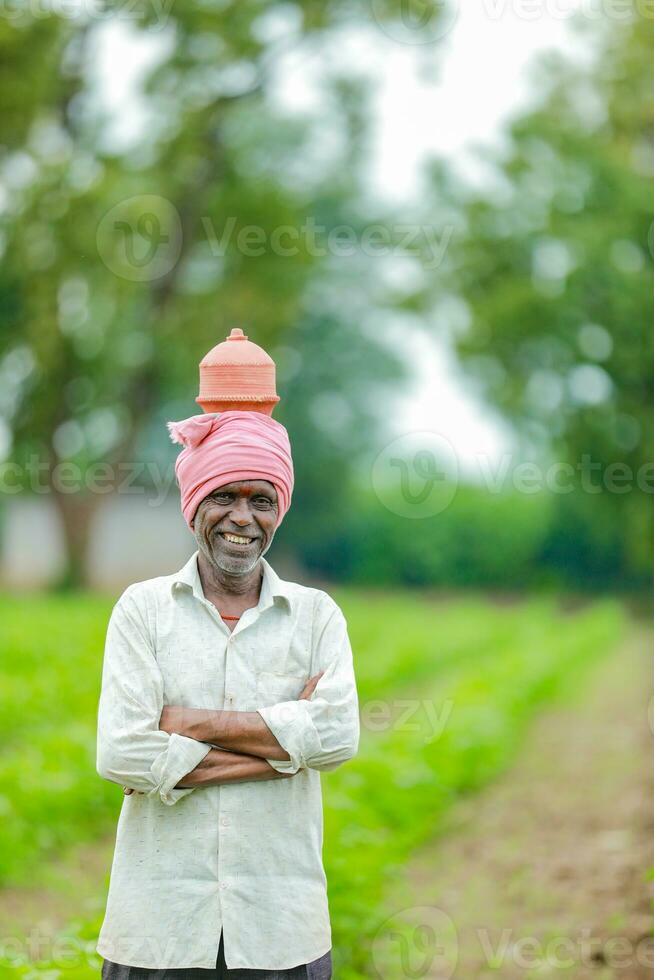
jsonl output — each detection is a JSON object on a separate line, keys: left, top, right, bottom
{"left": 275, "top": 308, "right": 409, "bottom": 576}
{"left": 0, "top": 0, "right": 441, "bottom": 586}
{"left": 423, "top": 15, "right": 654, "bottom": 583}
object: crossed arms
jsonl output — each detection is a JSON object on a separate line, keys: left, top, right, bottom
{"left": 161, "top": 683, "right": 321, "bottom": 761}
{"left": 96, "top": 587, "right": 360, "bottom": 805}
{"left": 150, "top": 673, "right": 323, "bottom": 792}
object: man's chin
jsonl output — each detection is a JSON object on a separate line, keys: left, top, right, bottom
{"left": 209, "top": 546, "right": 262, "bottom": 575}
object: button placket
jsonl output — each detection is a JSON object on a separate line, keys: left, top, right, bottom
{"left": 198, "top": 595, "right": 231, "bottom": 637}
{"left": 225, "top": 633, "right": 233, "bottom": 706}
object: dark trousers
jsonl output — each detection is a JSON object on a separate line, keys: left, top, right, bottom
{"left": 101, "top": 931, "right": 332, "bottom": 979}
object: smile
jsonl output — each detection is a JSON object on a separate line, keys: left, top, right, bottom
{"left": 220, "top": 533, "right": 256, "bottom": 546}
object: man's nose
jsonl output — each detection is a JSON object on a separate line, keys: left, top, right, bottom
{"left": 229, "top": 498, "right": 253, "bottom": 525}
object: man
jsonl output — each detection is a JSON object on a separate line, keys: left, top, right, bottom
{"left": 95, "top": 410, "right": 360, "bottom": 978}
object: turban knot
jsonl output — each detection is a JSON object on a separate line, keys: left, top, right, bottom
{"left": 167, "top": 411, "right": 294, "bottom": 529}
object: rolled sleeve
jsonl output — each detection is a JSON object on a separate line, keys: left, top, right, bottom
{"left": 256, "top": 700, "right": 323, "bottom": 773}
{"left": 96, "top": 587, "right": 213, "bottom": 805}
{"left": 257, "top": 595, "right": 360, "bottom": 775}
{"left": 149, "top": 733, "right": 214, "bottom": 805}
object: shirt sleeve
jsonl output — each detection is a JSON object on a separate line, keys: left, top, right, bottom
{"left": 256, "top": 593, "right": 360, "bottom": 775}
{"left": 96, "top": 587, "right": 213, "bottom": 806}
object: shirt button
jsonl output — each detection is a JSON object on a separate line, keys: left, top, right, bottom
{"left": 220, "top": 881, "right": 228, "bottom": 890}
{"left": 221, "top": 817, "right": 228, "bottom": 827}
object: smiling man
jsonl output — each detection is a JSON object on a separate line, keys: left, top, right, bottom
{"left": 95, "top": 410, "right": 360, "bottom": 978}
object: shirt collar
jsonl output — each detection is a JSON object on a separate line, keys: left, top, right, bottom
{"left": 171, "top": 551, "right": 293, "bottom": 613}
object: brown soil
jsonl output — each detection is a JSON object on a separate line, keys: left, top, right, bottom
{"left": 0, "top": 834, "right": 114, "bottom": 947}
{"left": 376, "top": 627, "right": 654, "bottom": 979}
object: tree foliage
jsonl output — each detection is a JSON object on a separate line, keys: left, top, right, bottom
{"left": 425, "top": 16, "right": 654, "bottom": 580}
{"left": 0, "top": 3, "right": 439, "bottom": 584}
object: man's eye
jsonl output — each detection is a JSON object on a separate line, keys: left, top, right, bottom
{"left": 253, "top": 497, "right": 272, "bottom": 507}
{"left": 213, "top": 493, "right": 232, "bottom": 502}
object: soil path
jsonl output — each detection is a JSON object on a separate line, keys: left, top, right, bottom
{"left": 0, "top": 834, "right": 114, "bottom": 951}
{"left": 377, "top": 626, "right": 654, "bottom": 979}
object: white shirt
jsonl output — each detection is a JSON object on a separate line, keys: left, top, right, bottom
{"left": 95, "top": 551, "right": 360, "bottom": 971}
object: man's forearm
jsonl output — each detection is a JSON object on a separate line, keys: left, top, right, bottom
{"left": 175, "top": 747, "right": 295, "bottom": 788}
{"left": 162, "top": 707, "right": 291, "bottom": 761}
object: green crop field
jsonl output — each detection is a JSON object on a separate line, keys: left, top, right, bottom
{"left": 0, "top": 590, "right": 624, "bottom": 978}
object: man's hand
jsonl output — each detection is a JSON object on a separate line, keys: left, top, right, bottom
{"left": 299, "top": 671, "right": 324, "bottom": 700}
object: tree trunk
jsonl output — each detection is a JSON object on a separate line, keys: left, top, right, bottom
{"left": 49, "top": 487, "right": 100, "bottom": 590}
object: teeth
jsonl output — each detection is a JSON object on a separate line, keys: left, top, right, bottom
{"left": 223, "top": 533, "right": 252, "bottom": 545}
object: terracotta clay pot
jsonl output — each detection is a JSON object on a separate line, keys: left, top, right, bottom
{"left": 196, "top": 328, "right": 280, "bottom": 416}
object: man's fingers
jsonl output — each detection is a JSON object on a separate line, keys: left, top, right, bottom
{"left": 299, "top": 671, "right": 325, "bottom": 700}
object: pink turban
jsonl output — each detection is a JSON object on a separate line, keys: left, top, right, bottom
{"left": 167, "top": 411, "right": 294, "bottom": 529}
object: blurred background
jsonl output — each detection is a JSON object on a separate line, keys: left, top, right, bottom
{"left": 1, "top": 2, "right": 654, "bottom": 978}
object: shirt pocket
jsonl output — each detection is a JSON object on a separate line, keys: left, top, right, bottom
{"left": 255, "top": 670, "right": 306, "bottom": 709}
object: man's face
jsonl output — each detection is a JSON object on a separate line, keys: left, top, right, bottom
{"left": 193, "top": 479, "right": 279, "bottom": 576}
